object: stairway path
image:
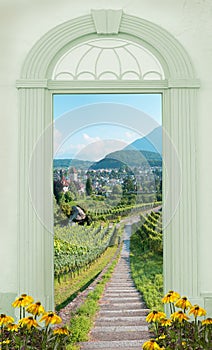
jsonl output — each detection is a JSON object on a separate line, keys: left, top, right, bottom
{"left": 80, "top": 223, "right": 151, "bottom": 350}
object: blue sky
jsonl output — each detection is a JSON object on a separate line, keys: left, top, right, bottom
{"left": 53, "top": 94, "right": 162, "bottom": 161}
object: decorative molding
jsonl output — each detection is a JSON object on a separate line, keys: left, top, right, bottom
{"left": 52, "top": 37, "right": 165, "bottom": 81}
{"left": 91, "top": 9, "right": 123, "bottom": 34}
{"left": 16, "top": 78, "right": 200, "bottom": 90}
{"left": 21, "top": 13, "right": 196, "bottom": 80}
{"left": 16, "top": 79, "right": 48, "bottom": 88}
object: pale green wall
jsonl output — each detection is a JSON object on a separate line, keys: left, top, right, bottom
{"left": 0, "top": 0, "right": 212, "bottom": 315}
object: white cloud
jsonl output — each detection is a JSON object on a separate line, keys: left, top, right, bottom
{"left": 75, "top": 139, "right": 126, "bottom": 161}
{"left": 83, "top": 133, "right": 101, "bottom": 143}
{"left": 125, "top": 131, "right": 138, "bottom": 140}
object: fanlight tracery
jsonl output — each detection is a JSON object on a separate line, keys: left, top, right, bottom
{"left": 53, "top": 38, "right": 165, "bottom": 81}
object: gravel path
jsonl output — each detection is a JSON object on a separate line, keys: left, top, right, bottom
{"left": 80, "top": 223, "right": 151, "bottom": 350}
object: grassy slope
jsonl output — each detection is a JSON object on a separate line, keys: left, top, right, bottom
{"left": 130, "top": 232, "right": 163, "bottom": 311}
{"left": 54, "top": 245, "right": 117, "bottom": 310}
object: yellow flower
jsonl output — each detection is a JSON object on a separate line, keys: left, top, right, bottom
{"left": 162, "top": 291, "right": 180, "bottom": 303}
{"left": 7, "top": 323, "right": 19, "bottom": 332}
{"left": 26, "top": 301, "right": 45, "bottom": 316}
{"left": 53, "top": 326, "right": 70, "bottom": 335}
{"left": 19, "top": 316, "right": 39, "bottom": 329}
{"left": 143, "top": 339, "right": 163, "bottom": 350}
{"left": 171, "top": 311, "right": 189, "bottom": 323}
{"left": 159, "top": 318, "right": 172, "bottom": 327}
{"left": 39, "top": 312, "right": 62, "bottom": 326}
{"left": 12, "top": 294, "right": 34, "bottom": 308}
{"left": 0, "top": 339, "right": 10, "bottom": 345}
{"left": 146, "top": 311, "right": 166, "bottom": 323}
{"left": 202, "top": 317, "right": 212, "bottom": 325}
{"left": 175, "top": 296, "right": 192, "bottom": 310}
{"left": 156, "top": 334, "right": 166, "bottom": 340}
{"left": 0, "top": 314, "right": 14, "bottom": 326}
{"left": 189, "top": 305, "right": 206, "bottom": 317}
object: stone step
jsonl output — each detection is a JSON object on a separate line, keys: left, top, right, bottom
{"left": 91, "top": 325, "right": 148, "bottom": 332}
{"left": 90, "top": 330, "right": 150, "bottom": 341}
{"left": 101, "top": 297, "right": 142, "bottom": 302}
{"left": 110, "top": 279, "right": 132, "bottom": 282}
{"left": 106, "top": 288, "right": 136, "bottom": 291}
{"left": 100, "top": 302, "right": 146, "bottom": 310}
{"left": 92, "top": 325, "right": 148, "bottom": 332}
{"left": 107, "top": 281, "right": 135, "bottom": 287}
{"left": 80, "top": 339, "right": 148, "bottom": 349}
{"left": 103, "top": 293, "right": 141, "bottom": 297}
{"left": 99, "top": 309, "right": 149, "bottom": 316}
{"left": 95, "top": 315, "right": 146, "bottom": 322}
{"left": 94, "top": 316, "right": 147, "bottom": 326}
{"left": 78, "top": 224, "right": 151, "bottom": 349}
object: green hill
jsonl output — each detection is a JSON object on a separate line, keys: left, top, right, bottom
{"left": 91, "top": 150, "right": 162, "bottom": 169}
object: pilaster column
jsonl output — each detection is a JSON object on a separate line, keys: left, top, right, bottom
{"left": 18, "top": 86, "right": 54, "bottom": 310}
{"left": 163, "top": 87, "right": 199, "bottom": 303}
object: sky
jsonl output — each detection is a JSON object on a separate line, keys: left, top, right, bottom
{"left": 53, "top": 94, "right": 162, "bottom": 161}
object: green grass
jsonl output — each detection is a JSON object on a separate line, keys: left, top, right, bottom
{"left": 130, "top": 232, "right": 163, "bottom": 311}
{"left": 54, "top": 245, "right": 118, "bottom": 310}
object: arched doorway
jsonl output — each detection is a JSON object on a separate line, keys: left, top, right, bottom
{"left": 16, "top": 10, "right": 200, "bottom": 309}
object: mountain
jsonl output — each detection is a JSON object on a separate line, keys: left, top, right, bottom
{"left": 125, "top": 126, "right": 162, "bottom": 154}
{"left": 91, "top": 149, "right": 162, "bottom": 169}
{"left": 54, "top": 127, "right": 162, "bottom": 170}
{"left": 90, "top": 127, "right": 162, "bottom": 170}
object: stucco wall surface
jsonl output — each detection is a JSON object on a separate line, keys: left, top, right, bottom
{"left": 0, "top": 0, "right": 212, "bottom": 313}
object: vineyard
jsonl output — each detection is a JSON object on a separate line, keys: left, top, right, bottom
{"left": 54, "top": 201, "right": 162, "bottom": 309}
{"left": 54, "top": 222, "right": 120, "bottom": 283}
{"left": 138, "top": 210, "right": 162, "bottom": 253}
{"left": 88, "top": 201, "right": 162, "bottom": 221}
{"left": 130, "top": 210, "right": 163, "bottom": 310}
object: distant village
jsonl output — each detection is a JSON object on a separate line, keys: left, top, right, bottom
{"left": 53, "top": 164, "right": 162, "bottom": 202}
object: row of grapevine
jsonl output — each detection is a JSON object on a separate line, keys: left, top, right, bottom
{"left": 88, "top": 201, "right": 162, "bottom": 221}
{"left": 54, "top": 222, "right": 118, "bottom": 282}
{"left": 136, "top": 210, "right": 162, "bottom": 253}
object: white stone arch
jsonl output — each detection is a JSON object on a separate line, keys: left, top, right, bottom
{"left": 16, "top": 11, "right": 201, "bottom": 310}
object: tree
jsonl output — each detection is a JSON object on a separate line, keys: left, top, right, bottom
{"left": 112, "top": 184, "right": 122, "bottom": 195}
{"left": 64, "top": 190, "right": 75, "bottom": 203}
{"left": 122, "top": 176, "right": 137, "bottom": 205}
{"left": 86, "top": 177, "right": 92, "bottom": 196}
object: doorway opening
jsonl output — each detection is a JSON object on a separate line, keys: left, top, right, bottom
{"left": 53, "top": 93, "right": 163, "bottom": 310}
